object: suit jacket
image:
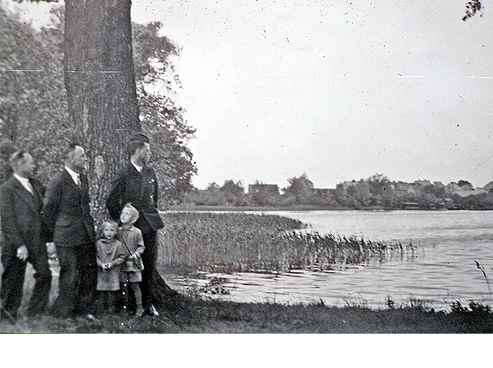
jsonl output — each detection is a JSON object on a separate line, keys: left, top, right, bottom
{"left": 0, "top": 176, "right": 49, "bottom": 256}
{"left": 106, "top": 163, "right": 164, "bottom": 233}
{"left": 43, "top": 169, "right": 95, "bottom": 247}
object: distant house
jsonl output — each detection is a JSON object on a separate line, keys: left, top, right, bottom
{"left": 484, "top": 181, "right": 493, "bottom": 192}
{"left": 248, "top": 184, "right": 279, "bottom": 196}
{"left": 458, "top": 182, "right": 474, "bottom": 191}
{"left": 446, "top": 182, "right": 487, "bottom": 197}
{"left": 392, "top": 181, "right": 416, "bottom": 196}
{"left": 446, "top": 182, "right": 462, "bottom": 193}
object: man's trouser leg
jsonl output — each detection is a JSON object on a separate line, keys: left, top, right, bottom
{"left": 26, "top": 245, "right": 52, "bottom": 316}
{"left": 74, "top": 243, "right": 97, "bottom": 315}
{"left": 141, "top": 230, "right": 157, "bottom": 311}
{"left": 0, "top": 249, "right": 27, "bottom": 320}
{"left": 50, "top": 246, "right": 78, "bottom": 318}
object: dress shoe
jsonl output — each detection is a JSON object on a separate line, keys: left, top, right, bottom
{"left": 147, "top": 304, "right": 159, "bottom": 316}
{"left": 84, "top": 314, "right": 101, "bottom": 323}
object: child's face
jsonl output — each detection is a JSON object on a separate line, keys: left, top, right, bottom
{"left": 120, "top": 208, "right": 135, "bottom": 225}
{"left": 103, "top": 224, "right": 118, "bottom": 240}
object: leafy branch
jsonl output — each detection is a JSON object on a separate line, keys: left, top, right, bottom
{"left": 463, "top": 0, "right": 483, "bottom": 21}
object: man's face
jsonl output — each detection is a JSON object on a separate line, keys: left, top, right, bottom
{"left": 138, "top": 143, "right": 151, "bottom": 164}
{"left": 15, "top": 153, "right": 35, "bottom": 178}
{"left": 71, "top": 146, "right": 88, "bottom": 172}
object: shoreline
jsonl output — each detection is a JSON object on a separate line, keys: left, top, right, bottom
{"left": 1, "top": 295, "right": 491, "bottom": 333}
{"left": 169, "top": 205, "right": 394, "bottom": 212}
{"left": 168, "top": 205, "right": 493, "bottom": 212}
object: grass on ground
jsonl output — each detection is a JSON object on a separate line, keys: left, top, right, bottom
{"left": 2, "top": 294, "right": 492, "bottom": 333}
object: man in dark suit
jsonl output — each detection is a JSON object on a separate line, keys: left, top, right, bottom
{"left": 0, "top": 151, "right": 52, "bottom": 321}
{"left": 44, "top": 143, "right": 97, "bottom": 319}
{"left": 107, "top": 133, "right": 164, "bottom": 316}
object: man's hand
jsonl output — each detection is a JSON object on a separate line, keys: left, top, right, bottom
{"left": 17, "top": 245, "right": 28, "bottom": 262}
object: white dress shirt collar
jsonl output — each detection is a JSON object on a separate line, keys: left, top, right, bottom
{"left": 13, "top": 173, "right": 33, "bottom": 193}
{"left": 131, "top": 161, "right": 142, "bottom": 173}
{"left": 65, "top": 166, "right": 80, "bottom": 185}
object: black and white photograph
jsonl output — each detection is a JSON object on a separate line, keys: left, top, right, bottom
{"left": 1, "top": 0, "right": 493, "bottom": 355}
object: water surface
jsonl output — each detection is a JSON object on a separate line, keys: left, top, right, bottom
{"left": 165, "top": 210, "right": 493, "bottom": 310}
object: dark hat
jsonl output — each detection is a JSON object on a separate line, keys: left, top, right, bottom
{"left": 128, "top": 132, "right": 150, "bottom": 143}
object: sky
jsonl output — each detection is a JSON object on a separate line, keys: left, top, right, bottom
{"left": 5, "top": 0, "right": 493, "bottom": 189}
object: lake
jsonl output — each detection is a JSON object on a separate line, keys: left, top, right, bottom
{"left": 165, "top": 210, "right": 493, "bottom": 311}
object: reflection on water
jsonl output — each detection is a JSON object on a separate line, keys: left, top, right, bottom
{"left": 164, "top": 210, "right": 493, "bottom": 310}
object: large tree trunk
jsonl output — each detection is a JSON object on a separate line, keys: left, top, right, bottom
{"left": 63, "top": 0, "right": 176, "bottom": 300}
{"left": 64, "top": 0, "right": 140, "bottom": 219}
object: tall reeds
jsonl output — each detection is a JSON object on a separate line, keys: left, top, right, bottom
{"left": 158, "top": 212, "right": 408, "bottom": 273}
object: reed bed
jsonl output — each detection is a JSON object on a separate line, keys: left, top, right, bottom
{"left": 158, "top": 212, "right": 410, "bottom": 273}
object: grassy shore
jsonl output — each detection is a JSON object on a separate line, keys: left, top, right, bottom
{"left": 2, "top": 294, "right": 492, "bottom": 333}
{"left": 2, "top": 212, "right": 491, "bottom": 333}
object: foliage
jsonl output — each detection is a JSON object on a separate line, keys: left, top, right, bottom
{"left": 462, "top": 0, "right": 483, "bottom": 21}
{"left": 184, "top": 180, "right": 249, "bottom": 206}
{"left": 282, "top": 173, "right": 314, "bottom": 204}
{"left": 139, "top": 88, "right": 196, "bottom": 205}
{"left": 249, "top": 181, "right": 281, "bottom": 206}
{"left": 453, "top": 192, "right": 493, "bottom": 209}
{"left": 0, "top": 6, "right": 73, "bottom": 185}
{"left": 457, "top": 180, "right": 472, "bottom": 187}
{"left": 450, "top": 300, "right": 491, "bottom": 314}
{"left": 218, "top": 180, "right": 248, "bottom": 206}
{"left": 182, "top": 172, "right": 493, "bottom": 210}
{"left": 131, "top": 21, "right": 196, "bottom": 205}
{"left": 0, "top": 7, "right": 196, "bottom": 203}
{"left": 449, "top": 300, "right": 493, "bottom": 332}
{"left": 132, "top": 21, "right": 180, "bottom": 89}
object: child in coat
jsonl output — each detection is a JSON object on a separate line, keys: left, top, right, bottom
{"left": 119, "top": 203, "right": 146, "bottom": 317}
{"left": 96, "top": 219, "right": 126, "bottom": 314}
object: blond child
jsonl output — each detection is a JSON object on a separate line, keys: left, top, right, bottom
{"left": 96, "top": 220, "right": 126, "bottom": 314}
{"left": 119, "top": 203, "right": 145, "bottom": 317}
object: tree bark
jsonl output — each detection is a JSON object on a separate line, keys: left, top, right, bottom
{"left": 63, "top": 0, "right": 177, "bottom": 302}
{"left": 64, "top": 0, "right": 140, "bottom": 219}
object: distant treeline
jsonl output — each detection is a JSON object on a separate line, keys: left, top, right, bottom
{"left": 180, "top": 174, "right": 493, "bottom": 210}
